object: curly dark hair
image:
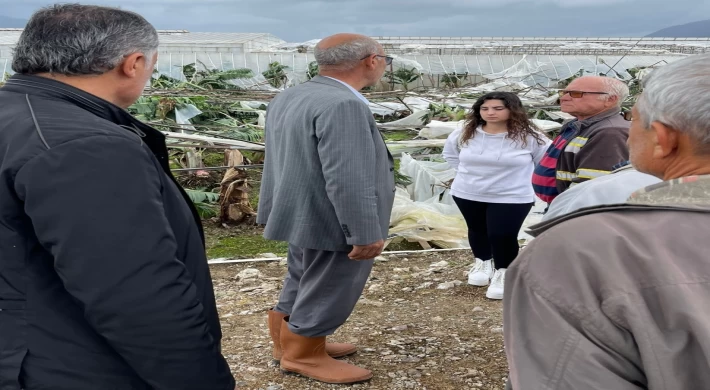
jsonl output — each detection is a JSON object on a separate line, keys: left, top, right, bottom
{"left": 460, "top": 92, "right": 546, "bottom": 148}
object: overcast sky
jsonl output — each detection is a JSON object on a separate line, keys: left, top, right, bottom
{"left": 2, "top": 0, "right": 709, "bottom": 42}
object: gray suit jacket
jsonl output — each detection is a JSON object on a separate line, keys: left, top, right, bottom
{"left": 257, "top": 76, "right": 395, "bottom": 252}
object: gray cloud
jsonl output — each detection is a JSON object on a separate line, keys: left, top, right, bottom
{"left": 3, "top": 0, "right": 709, "bottom": 41}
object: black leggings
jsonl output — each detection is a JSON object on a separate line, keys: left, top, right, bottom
{"left": 452, "top": 196, "right": 533, "bottom": 270}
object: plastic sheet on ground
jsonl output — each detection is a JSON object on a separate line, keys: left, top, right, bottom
{"left": 392, "top": 152, "right": 548, "bottom": 248}
{"left": 402, "top": 96, "right": 437, "bottom": 110}
{"left": 399, "top": 153, "right": 455, "bottom": 201}
{"left": 519, "top": 200, "right": 547, "bottom": 242}
{"left": 418, "top": 120, "right": 463, "bottom": 139}
{"left": 387, "top": 139, "right": 446, "bottom": 156}
{"left": 379, "top": 109, "right": 429, "bottom": 128}
{"left": 388, "top": 188, "right": 470, "bottom": 249}
{"left": 369, "top": 102, "right": 408, "bottom": 116}
{"left": 532, "top": 119, "right": 563, "bottom": 133}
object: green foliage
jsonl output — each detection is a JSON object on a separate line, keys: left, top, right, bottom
{"left": 307, "top": 61, "right": 319, "bottom": 80}
{"left": 385, "top": 67, "right": 421, "bottom": 91}
{"left": 391, "top": 159, "right": 413, "bottom": 188}
{"left": 441, "top": 72, "right": 468, "bottom": 89}
{"left": 625, "top": 66, "right": 648, "bottom": 100}
{"left": 128, "top": 95, "right": 266, "bottom": 144}
{"left": 422, "top": 103, "right": 468, "bottom": 124}
{"left": 262, "top": 61, "right": 289, "bottom": 88}
{"left": 152, "top": 63, "right": 253, "bottom": 91}
{"left": 185, "top": 189, "right": 220, "bottom": 218}
{"left": 206, "top": 234, "right": 289, "bottom": 259}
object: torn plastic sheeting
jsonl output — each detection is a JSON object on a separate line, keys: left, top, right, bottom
{"left": 544, "top": 111, "right": 576, "bottom": 121}
{"left": 532, "top": 119, "right": 563, "bottom": 133}
{"left": 388, "top": 188, "right": 469, "bottom": 249}
{"left": 402, "top": 96, "right": 437, "bottom": 110}
{"left": 235, "top": 101, "right": 267, "bottom": 127}
{"left": 483, "top": 55, "right": 547, "bottom": 82}
{"left": 239, "top": 101, "right": 269, "bottom": 110}
{"left": 378, "top": 109, "right": 429, "bottom": 128}
{"left": 523, "top": 93, "right": 560, "bottom": 107}
{"left": 390, "top": 55, "right": 425, "bottom": 72}
{"left": 369, "top": 102, "right": 408, "bottom": 116}
{"left": 418, "top": 120, "right": 462, "bottom": 139}
{"left": 399, "top": 153, "right": 455, "bottom": 202}
{"left": 519, "top": 200, "right": 547, "bottom": 242}
{"left": 174, "top": 104, "right": 203, "bottom": 126}
{"left": 387, "top": 139, "right": 446, "bottom": 156}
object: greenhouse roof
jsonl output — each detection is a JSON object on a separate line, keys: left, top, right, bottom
{"left": 158, "top": 32, "right": 284, "bottom": 46}
{"left": 272, "top": 36, "right": 710, "bottom": 55}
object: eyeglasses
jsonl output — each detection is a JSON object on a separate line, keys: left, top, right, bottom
{"left": 360, "top": 54, "right": 393, "bottom": 65}
{"left": 558, "top": 90, "right": 609, "bottom": 98}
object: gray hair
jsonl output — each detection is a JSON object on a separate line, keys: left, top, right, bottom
{"left": 12, "top": 4, "right": 159, "bottom": 76}
{"left": 636, "top": 54, "right": 710, "bottom": 146}
{"left": 314, "top": 37, "right": 380, "bottom": 71}
{"left": 599, "top": 77, "right": 629, "bottom": 106}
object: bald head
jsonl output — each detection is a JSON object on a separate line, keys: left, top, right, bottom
{"left": 570, "top": 76, "right": 630, "bottom": 106}
{"left": 561, "top": 75, "right": 630, "bottom": 119}
{"left": 314, "top": 33, "right": 382, "bottom": 72}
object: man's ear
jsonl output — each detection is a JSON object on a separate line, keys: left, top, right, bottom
{"left": 119, "top": 52, "right": 147, "bottom": 79}
{"left": 605, "top": 94, "right": 619, "bottom": 107}
{"left": 651, "top": 121, "right": 679, "bottom": 158}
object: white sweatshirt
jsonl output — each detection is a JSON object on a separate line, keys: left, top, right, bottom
{"left": 443, "top": 125, "right": 552, "bottom": 204}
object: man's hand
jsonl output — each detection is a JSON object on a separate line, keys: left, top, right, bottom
{"left": 348, "top": 240, "right": 385, "bottom": 260}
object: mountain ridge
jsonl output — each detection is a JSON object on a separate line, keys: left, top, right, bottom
{"left": 646, "top": 19, "right": 710, "bottom": 37}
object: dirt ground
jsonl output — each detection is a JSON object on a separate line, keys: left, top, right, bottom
{"left": 211, "top": 250, "right": 509, "bottom": 390}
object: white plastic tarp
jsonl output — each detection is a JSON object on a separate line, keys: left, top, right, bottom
{"left": 174, "top": 104, "right": 202, "bottom": 126}
{"left": 387, "top": 139, "right": 446, "bottom": 156}
{"left": 395, "top": 152, "right": 548, "bottom": 247}
{"left": 418, "top": 120, "right": 462, "bottom": 139}
{"left": 532, "top": 119, "right": 563, "bottom": 133}
{"left": 378, "top": 109, "right": 429, "bottom": 127}
{"left": 399, "top": 153, "right": 455, "bottom": 201}
{"left": 369, "top": 102, "right": 408, "bottom": 116}
{"left": 388, "top": 188, "right": 469, "bottom": 249}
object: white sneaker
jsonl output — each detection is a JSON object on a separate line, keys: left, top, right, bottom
{"left": 468, "top": 258, "right": 494, "bottom": 286}
{"left": 486, "top": 268, "right": 506, "bottom": 300}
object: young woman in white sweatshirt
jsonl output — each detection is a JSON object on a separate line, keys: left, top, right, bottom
{"left": 443, "top": 92, "right": 551, "bottom": 300}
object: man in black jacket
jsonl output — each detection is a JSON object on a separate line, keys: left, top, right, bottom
{"left": 0, "top": 4, "right": 235, "bottom": 390}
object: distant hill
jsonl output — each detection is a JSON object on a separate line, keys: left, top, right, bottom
{"left": 647, "top": 19, "right": 710, "bottom": 37}
{"left": 0, "top": 15, "right": 26, "bottom": 28}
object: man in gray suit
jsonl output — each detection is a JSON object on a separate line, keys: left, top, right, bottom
{"left": 257, "top": 33, "right": 395, "bottom": 384}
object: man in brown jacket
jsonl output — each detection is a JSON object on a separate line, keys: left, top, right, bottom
{"left": 533, "top": 76, "right": 630, "bottom": 204}
{"left": 505, "top": 53, "right": 710, "bottom": 389}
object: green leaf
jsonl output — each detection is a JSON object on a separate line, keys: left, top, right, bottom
{"left": 186, "top": 189, "right": 220, "bottom": 203}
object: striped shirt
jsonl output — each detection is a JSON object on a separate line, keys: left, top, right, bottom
{"left": 532, "top": 121, "right": 578, "bottom": 203}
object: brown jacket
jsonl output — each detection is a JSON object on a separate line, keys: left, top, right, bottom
{"left": 504, "top": 175, "right": 710, "bottom": 389}
{"left": 556, "top": 108, "right": 630, "bottom": 194}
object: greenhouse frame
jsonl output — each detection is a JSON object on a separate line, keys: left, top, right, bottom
{"left": 0, "top": 30, "right": 707, "bottom": 90}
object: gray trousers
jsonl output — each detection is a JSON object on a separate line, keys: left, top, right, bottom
{"left": 274, "top": 244, "right": 373, "bottom": 337}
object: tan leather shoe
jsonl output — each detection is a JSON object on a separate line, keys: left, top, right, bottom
{"left": 267, "top": 309, "right": 357, "bottom": 361}
{"left": 279, "top": 317, "right": 372, "bottom": 384}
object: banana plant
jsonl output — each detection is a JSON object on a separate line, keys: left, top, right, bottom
{"left": 385, "top": 67, "right": 421, "bottom": 91}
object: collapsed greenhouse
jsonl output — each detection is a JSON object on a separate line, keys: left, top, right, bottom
{"left": 1, "top": 30, "right": 707, "bottom": 252}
